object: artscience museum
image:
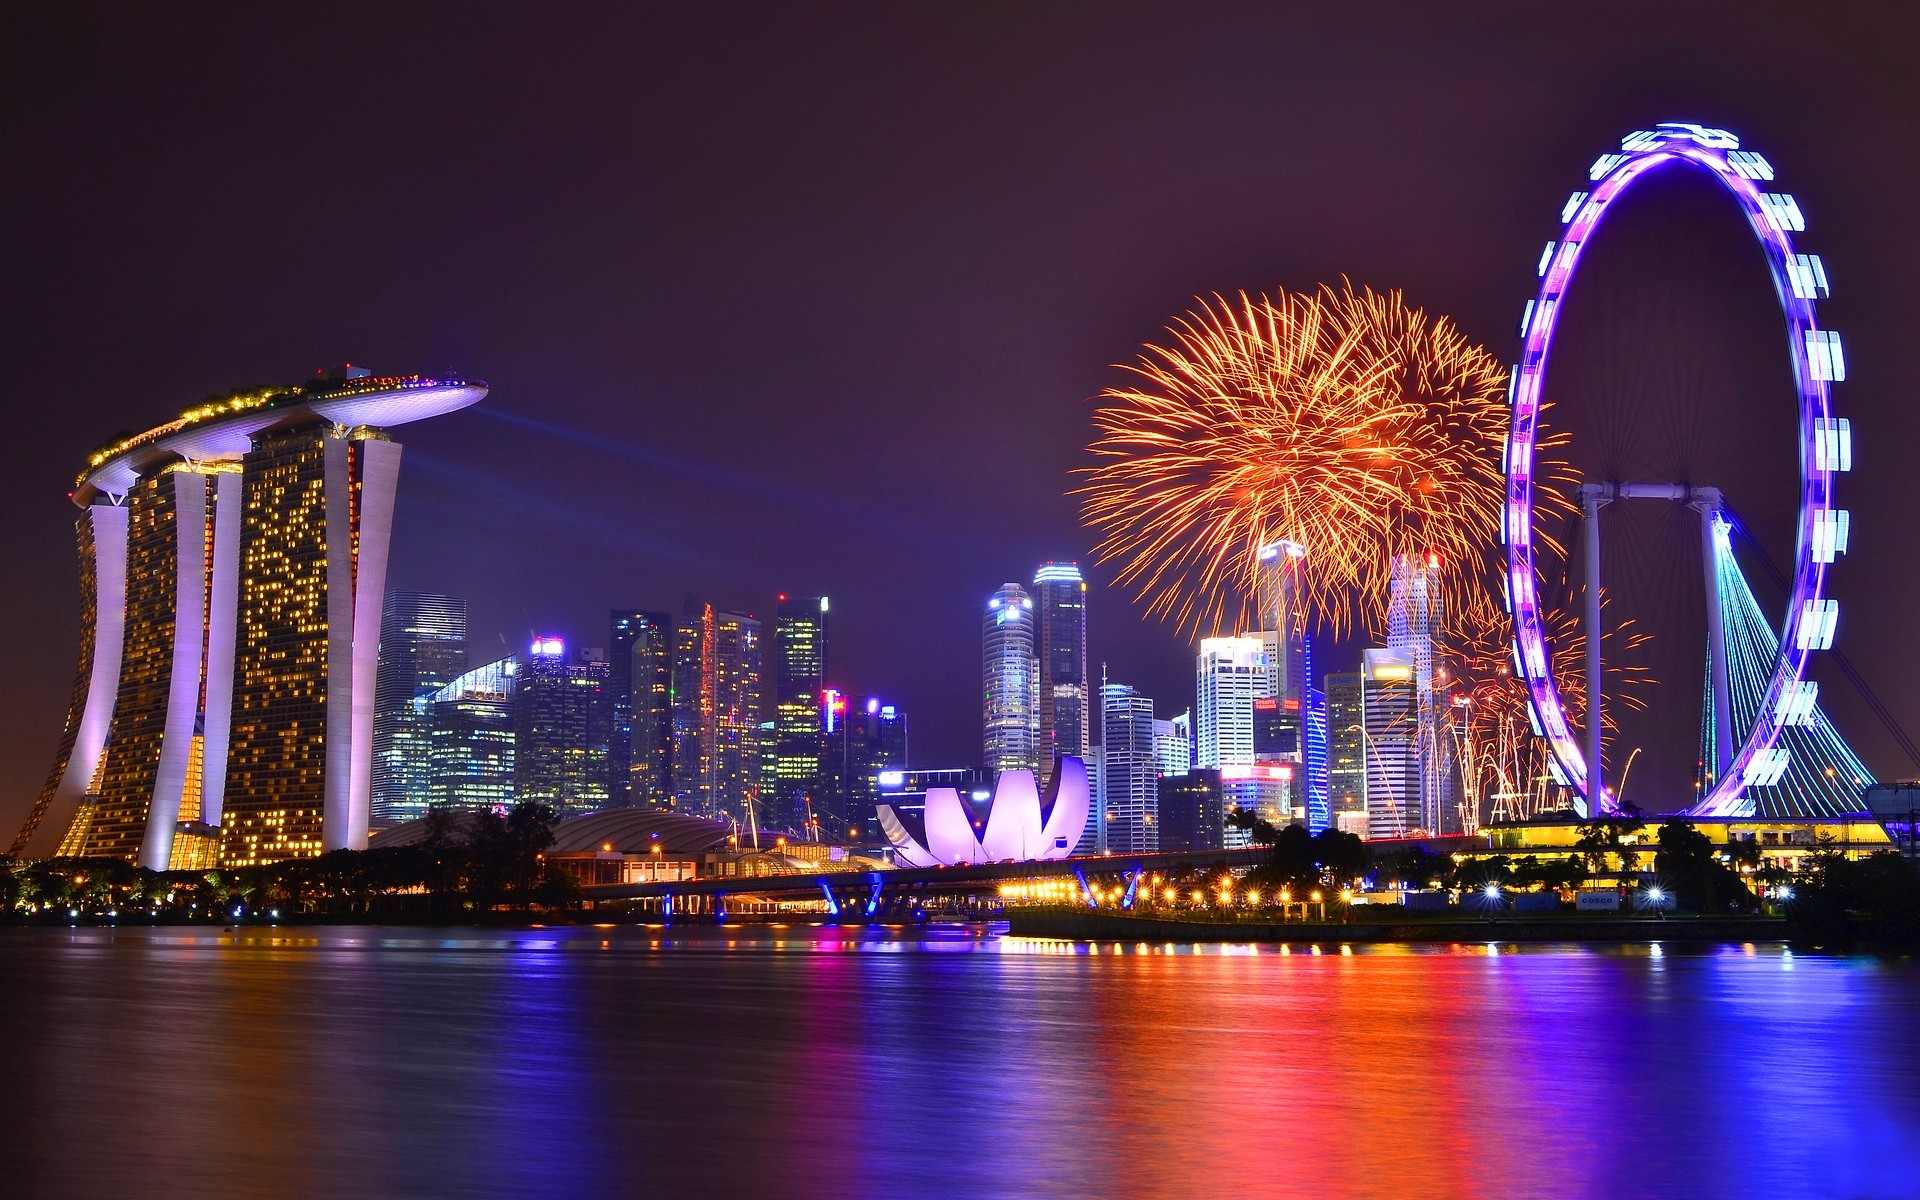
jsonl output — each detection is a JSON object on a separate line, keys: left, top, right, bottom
{"left": 877, "top": 757, "right": 1090, "bottom": 867}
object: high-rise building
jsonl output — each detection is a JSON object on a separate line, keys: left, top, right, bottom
{"left": 1195, "top": 635, "right": 1287, "bottom": 842}
{"left": 1032, "top": 563, "right": 1088, "bottom": 784}
{"left": 608, "top": 610, "right": 673, "bottom": 808}
{"left": 12, "top": 368, "right": 486, "bottom": 867}
{"left": 670, "top": 602, "right": 764, "bottom": 824}
{"left": 1153, "top": 711, "right": 1192, "bottom": 779}
{"left": 1326, "top": 670, "right": 1368, "bottom": 820}
{"left": 1256, "top": 539, "right": 1329, "bottom": 830}
{"left": 514, "top": 637, "right": 611, "bottom": 818}
{"left": 1158, "top": 768, "right": 1225, "bottom": 853}
{"left": 1099, "top": 680, "right": 1158, "bottom": 854}
{"left": 824, "top": 692, "right": 907, "bottom": 844}
{"left": 372, "top": 592, "right": 468, "bottom": 823}
{"left": 1387, "top": 554, "right": 1455, "bottom": 834}
{"left": 1363, "top": 648, "right": 1419, "bottom": 840}
{"left": 422, "top": 655, "right": 517, "bottom": 811}
{"left": 771, "top": 595, "right": 829, "bottom": 832}
{"left": 983, "top": 583, "right": 1040, "bottom": 778}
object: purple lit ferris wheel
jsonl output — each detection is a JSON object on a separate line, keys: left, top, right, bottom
{"left": 1503, "top": 123, "right": 1852, "bottom": 819}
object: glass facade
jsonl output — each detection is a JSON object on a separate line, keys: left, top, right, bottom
{"left": 423, "top": 655, "right": 517, "bottom": 811}
{"left": 983, "top": 583, "right": 1040, "bottom": 778}
{"left": 372, "top": 591, "right": 468, "bottom": 823}
{"left": 1032, "top": 563, "right": 1088, "bottom": 784}
{"left": 609, "top": 610, "right": 674, "bottom": 808}
{"left": 514, "top": 638, "right": 611, "bottom": 818}
{"left": 771, "top": 595, "right": 828, "bottom": 833}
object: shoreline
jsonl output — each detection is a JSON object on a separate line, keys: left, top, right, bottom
{"left": 1007, "top": 908, "right": 1791, "bottom": 944}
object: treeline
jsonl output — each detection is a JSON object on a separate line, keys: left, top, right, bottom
{"left": 1, "top": 803, "right": 580, "bottom": 919}
{"left": 1223, "top": 812, "right": 1920, "bottom": 936}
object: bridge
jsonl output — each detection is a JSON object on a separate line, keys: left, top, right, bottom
{"left": 581, "top": 837, "right": 1481, "bottom": 920}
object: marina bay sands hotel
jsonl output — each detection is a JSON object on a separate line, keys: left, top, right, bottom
{"left": 9, "top": 367, "right": 487, "bottom": 869}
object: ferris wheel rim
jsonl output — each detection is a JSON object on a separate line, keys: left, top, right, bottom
{"left": 1501, "top": 122, "right": 1846, "bottom": 819}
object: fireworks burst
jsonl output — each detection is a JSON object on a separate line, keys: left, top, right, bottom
{"left": 1439, "top": 592, "right": 1654, "bottom": 822}
{"left": 1080, "top": 282, "right": 1570, "bottom": 637}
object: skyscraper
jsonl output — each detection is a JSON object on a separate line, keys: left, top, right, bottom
{"left": 1099, "top": 680, "right": 1158, "bottom": 854}
{"left": 1032, "top": 562, "right": 1088, "bottom": 783}
{"left": 823, "top": 692, "right": 907, "bottom": 843}
{"left": 608, "top": 610, "right": 673, "bottom": 808}
{"left": 983, "top": 583, "right": 1040, "bottom": 778}
{"left": 372, "top": 592, "right": 468, "bottom": 823}
{"left": 1153, "top": 710, "right": 1193, "bottom": 779}
{"left": 422, "top": 655, "right": 517, "bottom": 811}
{"left": 514, "top": 637, "right": 611, "bottom": 818}
{"left": 1256, "top": 539, "right": 1328, "bottom": 830}
{"left": 1387, "top": 553, "right": 1454, "bottom": 834}
{"left": 1326, "top": 670, "right": 1368, "bottom": 821}
{"left": 12, "top": 368, "right": 487, "bottom": 868}
{"left": 771, "top": 595, "right": 829, "bottom": 832}
{"left": 1363, "top": 648, "right": 1419, "bottom": 839}
{"left": 1196, "top": 635, "right": 1285, "bottom": 843}
{"left": 671, "top": 602, "right": 764, "bottom": 824}
{"left": 1158, "top": 768, "right": 1224, "bottom": 853}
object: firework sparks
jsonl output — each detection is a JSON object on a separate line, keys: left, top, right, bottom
{"left": 1440, "top": 591, "right": 1653, "bottom": 822}
{"left": 1079, "top": 282, "right": 1571, "bottom": 636}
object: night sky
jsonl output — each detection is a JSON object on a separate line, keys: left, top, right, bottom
{"left": 5, "top": 2, "right": 1920, "bottom": 831}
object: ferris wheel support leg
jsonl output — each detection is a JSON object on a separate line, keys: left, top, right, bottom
{"left": 1578, "top": 483, "right": 1612, "bottom": 819}
{"left": 1695, "top": 494, "right": 1736, "bottom": 787}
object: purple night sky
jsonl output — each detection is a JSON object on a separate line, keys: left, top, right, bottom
{"left": 4, "top": 3, "right": 1920, "bottom": 828}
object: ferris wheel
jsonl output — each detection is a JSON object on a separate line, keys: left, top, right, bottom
{"left": 1502, "top": 122, "right": 1851, "bottom": 819}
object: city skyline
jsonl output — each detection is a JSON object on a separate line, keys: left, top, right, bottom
{"left": 7, "top": 7, "right": 1920, "bottom": 838}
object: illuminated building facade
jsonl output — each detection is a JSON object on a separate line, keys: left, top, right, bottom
{"left": 878, "top": 758, "right": 1088, "bottom": 867}
{"left": 983, "top": 583, "right": 1040, "bottom": 778}
{"left": 1032, "top": 562, "right": 1088, "bottom": 785}
{"left": 1153, "top": 711, "right": 1192, "bottom": 779}
{"left": 1158, "top": 768, "right": 1224, "bottom": 853}
{"left": 608, "top": 609, "right": 673, "bottom": 808}
{"left": 824, "top": 693, "right": 906, "bottom": 844}
{"left": 671, "top": 602, "right": 764, "bottom": 824}
{"left": 1363, "top": 648, "right": 1419, "bottom": 839}
{"left": 372, "top": 591, "right": 468, "bottom": 823}
{"left": 12, "top": 368, "right": 485, "bottom": 867}
{"left": 514, "top": 637, "right": 611, "bottom": 818}
{"left": 422, "top": 655, "right": 517, "bottom": 810}
{"left": 771, "top": 595, "right": 829, "bottom": 832}
{"left": 1099, "top": 680, "right": 1158, "bottom": 853}
{"left": 1387, "top": 553, "right": 1455, "bottom": 834}
{"left": 1325, "top": 670, "right": 1368, "bottom": 819}
{"left": 1196, "top": 634, "right": 1287, "bottom": 844}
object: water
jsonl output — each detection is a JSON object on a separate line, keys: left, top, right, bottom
{"left": 1, "top": 924, "right": 1916, "bottom": 1199}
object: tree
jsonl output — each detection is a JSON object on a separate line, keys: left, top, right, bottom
{"left": 1653, "top": 820, "right": 1754, "bottom": 913}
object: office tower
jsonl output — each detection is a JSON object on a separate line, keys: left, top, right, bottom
{"left": 12, "top": 368, "right": 487, "bottom": 867}
{"left": 1304, "top": 687, "right": 1330, "bottom": 832}
{"left": 1326, "top": 670, "right": 1368, "bottom": 821}
{"left": 422, "top": 655, "right": 518, "bottom": 810}
{"left": 1387, "top": 553, "right": 1455, "bottom": 834}
{"left": 983, "top": 583, "right": 1040, "bottom": 777}
{"left": 372, "top": 592, "right": 468, "bottom": 823}
{"left": 514, "top": 637, "right": 611, "bottom": 818}
{"left": 609, "top": 610, "right": 673, "bottom": 808}
{"left": 1153, "top": 711, "right": 1193, "bottom": 779}
{"left": 1099, "top": 680, "right": 1158, "bottom": 854}
{"left": 824, "top": 692, "right": 907, "bottom": 844}
{"left": 1363, "top": 648, "right": 1419, "bottom": 839}
{"left": 1256, "top": 539, "right": 1328, "bottom": 830}
{"left": 670, "top": 602, "right": 764, "bottom": 823}
{"left": 1158, "top": 768, "right": 1225, "bottom": 853}
{"left": 1195, "top": 634, "right": 1287, "bottom": 842}
{"left": 1032, "top": 562, "right": 1089, "bottom": 783}
{"left": 771, "top": 595, "right": 829, "bottom": 832}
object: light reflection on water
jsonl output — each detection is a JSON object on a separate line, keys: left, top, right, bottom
{"left": 1, "top": 924, "right": 1915, "bottom": 1199}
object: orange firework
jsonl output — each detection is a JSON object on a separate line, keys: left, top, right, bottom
{"left": 1079, "top": 282, "right": 1573, "bottom": 637}
{"left": 1439, "top": 591, "right": 1653, "bottom": 822}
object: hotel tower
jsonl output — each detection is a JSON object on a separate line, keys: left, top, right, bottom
{"left": 11, "top": 366, "right": 486, "bottom": 868}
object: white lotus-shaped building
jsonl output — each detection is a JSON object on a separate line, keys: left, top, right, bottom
{"left": 877, "top": 757, "right": 1089, "bottom": 867}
